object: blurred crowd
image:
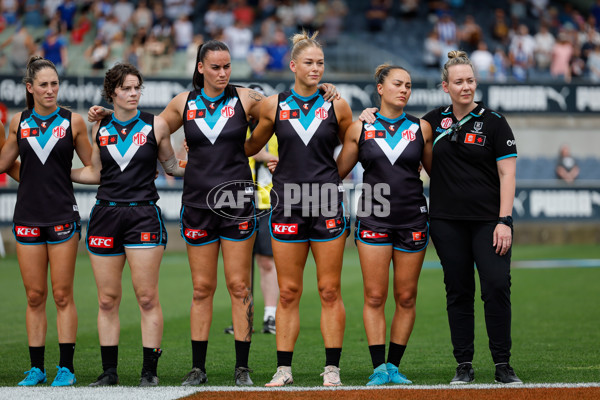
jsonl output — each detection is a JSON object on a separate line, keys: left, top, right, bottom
{"left": 0, "top": 0, "right": 599, "bottom": 82}
{"left": 420, "top": 0, "right": 600, "bottom": 82}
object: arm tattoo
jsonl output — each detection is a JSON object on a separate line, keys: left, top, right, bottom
{"left": 243, "top": 288, "right": 254, "bottom": 341}
{"left": 248, "top": 90, "right": 263, "bottom": 102}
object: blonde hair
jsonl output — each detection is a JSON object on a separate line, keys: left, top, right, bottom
{"left": 290, "top": 30, "right": 322, "bottom": 61}
{"left": 441, "top": 50, "right": 474, "bottom": 83}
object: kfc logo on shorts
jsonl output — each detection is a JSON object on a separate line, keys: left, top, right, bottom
{"left": 133, "top": 132, "right": 147, "bottom": 146}
{"left": 440, "top": 118, "right": 453, "bottom": 129}
{"left": 52, "top": 126, "right": 66, "bottom": 139}
{"left": 412, "top": 232, "right": 424, "bottom": 241}
{"left": 221, "top": 106, "right": 235, "bottom": 118}
{"left": 141, "top": 232, "right": 157, "bottom": 242}
{"left": 238, "top": 221, "right": 249, "bottom": 230}
{"left": 272, "top": 223, "right": 298, "bottom": 234}
{"left": 315, "top": 107, "right": 328, "bottom": 120}
{"left": 362, "top": 230, "right": 388, "bottom": 239}
{"left": 184, "top": 229, "right": 207, "bottom": 240}
{"left": 15, "top": 226, "right": 40, "bottom": 237}
{"left": 402, "top": 129, "right": 416, "bottom": 141}
{"left": 89, "top": 236, "right": 114, "bottom": 248}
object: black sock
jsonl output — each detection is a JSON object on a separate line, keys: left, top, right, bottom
{"left": 100, "top": 345, "right": 118, "bottom": 372}
{"left": 191, "top": 340, "right": 208, "bottom": 372}
{"left": 142, "top": 347, "right": 162, "bottom": 376}
{"left": 29, "top": 346, "right": 45, "bottom": 371}
{"left": 276, "top": 351, "right": 293, "bottom": 367}
{"left": 325, "top": 347, "right": 342, "bottom": 367}
{"left": 369, "top": 344, "right": 386, "bottom": 369}
{"left": 58, "top": 343, "right": 75, "bottom": 373}
{"left": 235, "top": 340, "right": 251, "bottom": 368}
{"left": 387, "top": 342, "right": 407, "bottom": 367}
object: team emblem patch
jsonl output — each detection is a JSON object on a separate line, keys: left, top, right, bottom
{"left": 100, "top": 135, "right": 118, "bottom": 146}
{"left": 141, "top": 232, "right": 158, "bottom": 242}
{"left": 473, "top": 121, "right": 483, "bottom": 132}
{"left": 440, "top": 117, "right": 453, "bottom": 129}
{"left": 239, "top": 221, "right": 249, "bottom": 230}
{"left": 21, "top": 128, "right": 40, "bottom": 138}
{"left": 465, "top": 133, "right": 486, "bottom": 146}
{"left": 412, "top": 232, "right": 424, "bottom": 241}
{"left": 365, "top": 130, "right": 387, "bottom": 140}
{"left": 187, "top": 109, "right": 206, "bottom": 120}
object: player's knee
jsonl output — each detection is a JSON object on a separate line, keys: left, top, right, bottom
{"left": 52, "top": 288, "right": 73, "bottom": 309}
{"left": 395, "top": 290, "right": 417, "bottom": 310}
{"left": 26, "top": 288, "right": 47, "bottom": 309}
{"left": 192, "top": 282, "right": 216, "bottom": 303}
{"left": 98, "top": 293, "right": 120, "bottom": 313}
{"left": 136, "top": 291, "right": 158, "bottom": 311}
{"left": 365, "top": 290, "right": 387, "bottom": 309}
{"left": 318, "top": 285, "right": 341, "bottom": 305}
{"left": 227, "top": 280, "right": 250, "bottom": 301}
{"left": 279, "top": 285, "right": 301, "bottom": 306}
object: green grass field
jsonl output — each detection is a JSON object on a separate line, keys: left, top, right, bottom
{"left": 0, "top": 243, "right": 599, "bottom": 387}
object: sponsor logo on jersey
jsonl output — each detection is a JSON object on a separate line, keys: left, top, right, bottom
{"left": 15, "top": 226, "right": 40, "bottom": 237}
{"left": 41, "top": 122, "right": 47, "bottom": 128}
{"left": 238, "top": 221, "right": 249, "bottom": 230}
{"left": 506, "top": 139, "right": 516, "bottom": 146}
{"left": 89, "top": 236, "right": 114, "bottom": 248}
{"left": 465, "top": 133, "right": 486, "bottom": 146}
{"left": 221, "top": 105, "right": 235, "bottom": 118}
{"left": 209, "top": 103, "right": 215, "bottom": 110}
{"left": 412, "top": 231, "right": 424, "bottom": 241}
{"left": 272, "top": 223, "right": 298, "bottom": 234}
{"left": 184, "top": 229, "right": 207, "bottom": 240}
{"left": 121, "top": 128, "right": 127, "bottom": 135}
{"left": 303, "top": 103, "right": 309, "bottom": 110}
{"left": 440, "top": 117, "right": 453, "bottom": 129}
{"left": 315, "top": 107, "right": 328, "bottom": 120}
{"left": 52, "top": 126, "right": 66, "bottom": 139}
{"left": 402, "top": 129, "right": 416, "bottom": 141}
{"left": 365, "top": 130, "right": 387, "bottom": 140}
{"left": 279, "top": 109, "right": 300, "bottom": 120}
{"left": 362, "top": 230, "right": 388, "bottom": 239}
{"left": 133, "top": 132, "right": 147, "bottom": 146}
{"left": 389, "top": 124, "right": 396, "bottom": 131}
{"left": 141, "top": 232, "right": 157, "bottom": 242}
{"left": 100, "top": 135, "right": 118, "bottom": 146}
{"left": 21, "top": 128, "right": 40, "bottom": 138}
{"left": 187, "top": 109, "right": 206, "bottom": 120}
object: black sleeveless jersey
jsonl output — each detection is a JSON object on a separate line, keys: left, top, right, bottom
{"left": 14, "top": 107, "right": 79, "bottom": 226}
{"left": 182, "top": 88, "right": 253, "bottom": 209}
{"left": 357, "top": 112, "right": 428, "bottom": 228}
{"left": 96, "top": 110, "right": 159, "bottom": 202}
{"left": 422, "top": 103, "right": 517, "bottom": 220}
{"left": 271, "top": 89, "right": 341, "bottom": 209}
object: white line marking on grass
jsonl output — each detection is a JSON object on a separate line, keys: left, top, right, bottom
{"left": 1, "top": 382, "right": 598, "bottom": 399}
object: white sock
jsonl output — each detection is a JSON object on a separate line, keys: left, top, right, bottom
{"left": 264, "top": 306, "right": 276, "bottom": 321}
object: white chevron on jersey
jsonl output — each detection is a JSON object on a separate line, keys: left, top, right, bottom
{"left": 280, "top": 101, "right": 331, "bottom": 146}
{"left": 368, "top": 122, "right": 419, "bottom": 165}
{"left": 100, "top": 124, "right": 152, "bottom": 171}
{"left": 22, "top": 119, "right": 70, "bottom": 165}
{"left": 188, "top": 97, "right": 238, "bottom": 144}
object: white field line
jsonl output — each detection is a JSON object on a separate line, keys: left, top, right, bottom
{"left": 1, "top": 383, "right": 599, "bottom": 400}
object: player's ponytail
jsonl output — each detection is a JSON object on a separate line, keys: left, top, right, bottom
{"left": 192, "top": 40, "right": 237, "bottom": 99}
{"left": 290, "top": 30, "right": 322, "bottom": 61}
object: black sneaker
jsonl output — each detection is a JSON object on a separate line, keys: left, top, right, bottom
{"left": 181, "top": 367, "right": 207, "bottom": 385}
{"left": 262, "top": 317, "right": 276, "bottom": 334}
{"left": 224, "top": 324, "right": 234, "bottom": 335}
{"left": 139, "top": 369, "right": 159, "bottom": 387}
{"left": 234, "top": 366, "right": 253, "bottom": 386}
{"left": 495, "top": 363, "right": 523, "bottom": 384}
{"left": 89, "top": 368, "right": 119, "bottom": 387}
{"left": 450, "top": 362, "right": 474, "bottom": 385}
